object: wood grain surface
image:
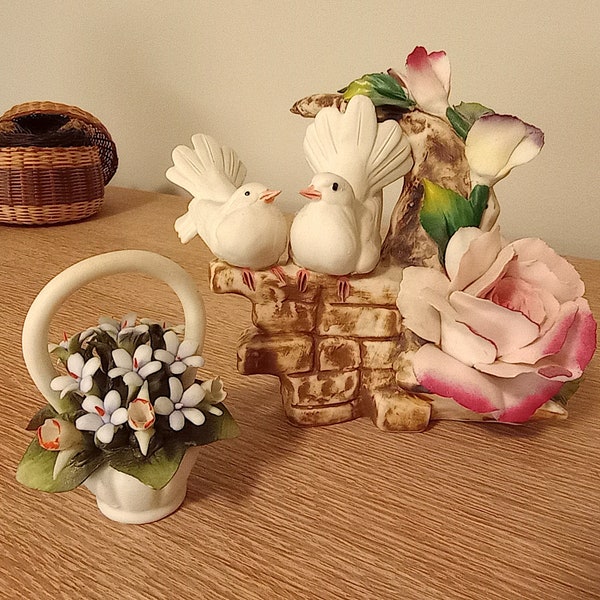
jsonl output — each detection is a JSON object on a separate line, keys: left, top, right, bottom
{"left": 0, "top": 187, "right": 598, "bottom": 600}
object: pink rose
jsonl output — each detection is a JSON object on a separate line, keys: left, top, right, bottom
{"left": 400, "top": 46, "right": 451, "bottom": 118}
{"left": 397, "top": 228, "right": 596, "bottom": 422}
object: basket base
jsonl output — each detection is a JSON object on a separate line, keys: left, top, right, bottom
{"left": 0, "top": 197, "right": 103, "bottom": 225}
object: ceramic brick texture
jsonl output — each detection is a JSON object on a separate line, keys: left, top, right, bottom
{"left": 210, "top": 259, "right": 437, "bottom": 431}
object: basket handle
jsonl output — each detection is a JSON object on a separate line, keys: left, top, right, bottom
{"left": 22, "top": 250, "right": 205, "bottom": 412}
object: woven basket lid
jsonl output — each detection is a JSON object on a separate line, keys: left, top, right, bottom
{"left": 0, "top": 101, "right": 118, "bottom": 185}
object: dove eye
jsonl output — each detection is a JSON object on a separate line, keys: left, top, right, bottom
{"left": 244, "top": 191, "right": 250, "bottom": 196}
{"left": 332, "top": 182, "right": 339, "bottom": 191}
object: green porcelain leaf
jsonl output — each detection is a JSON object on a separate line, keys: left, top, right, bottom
{"left": 16, "top": 440, "right": 102, "bottom": 493}
{"left": 109, "top": 404, "right": 239, "bottom": 489}
{"left": 340, "top": 73, "right": 414, "bottom": 109}
{"left": 420, "top": 180, "right": 489, "bottom": 260}
{"left": 108, "top": 442, "right": 187, "bottom": 490}
{"left": 551, "top": 378, "right": 583, "bottom": 408}
{"left": 446, "top": 102, "right": 495, "bottom": 140}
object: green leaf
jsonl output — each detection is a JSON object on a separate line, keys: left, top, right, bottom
{"left": 419, "top": 179, "right": 488, "bottom": 260}
{"left": 468, "top": 184, "right": 490, "bottom": 218}
{"left": 446, "top": 102, "right": 495, "bottom": 140}
{"left": 16, "top": 440, "right": 102, "bottom": 493}
{"left": 340, "top": 73, "right": 415, "bottom": 109}
{"left": 107, "top": 442, "right": 187, "bottom": 490}
{"left": 552, "top": 378, "right": 583, "bottom": 408}
{"left": 26, "top": 404, "right": 59, "bottom": 431}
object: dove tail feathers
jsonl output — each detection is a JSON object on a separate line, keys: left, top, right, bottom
{"left": 166, "top": 134, "right": 247, "bottom": 203}
{"left": 303, "top": 95, "right": 413, "bottom": 200}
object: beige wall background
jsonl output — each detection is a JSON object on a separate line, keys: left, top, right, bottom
{"left": 2, "top": 0, "right": 599, "bottom": 258}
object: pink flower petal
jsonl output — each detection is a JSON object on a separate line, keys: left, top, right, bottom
{"left": 446, "top": 228, "right": 502, "bottom": 291}
{"left": 413, "top": 344, "right": 499, "bottom": 414}
{"left": 403, "top": 46, "right": 451, "bottom": 118}
{"left": 449, "top": 290, "right": 539, "bottom": 357}
{"left": 536, "top": 297, "right": 597, "bottom": 379}
{"left": 464, "top": 245, "right": 515, "bottom": 298}
{"left": 440, "top": 313, "right": 497, "bottom": 366}
{"left": 414, "top": 344, "right": 563, "bottom": 422}
{"left": 509, "top": 238, "right": 585, "bottom": 302}
{"left": 397, "top": 266, "right": 449, "bottom": 343}
{"left": 501, "top": 300, "right": 578, "bottom": 364}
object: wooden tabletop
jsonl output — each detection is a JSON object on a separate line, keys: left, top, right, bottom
{"left": 1, "top": 187, "right": 598, "bottom": 600}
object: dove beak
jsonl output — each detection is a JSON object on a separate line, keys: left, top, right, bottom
{"left": 299, "top": 185, "right": 321, "bottom": 201}
{"left": 259, "top": 189, "right": 281, "bottom": 204}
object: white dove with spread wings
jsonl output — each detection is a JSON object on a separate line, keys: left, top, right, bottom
{"left": 290, "top": 95, "right": 413, "bottom": 298}
{"left": 167, "top": 134, "right": 288, "bottom": 289}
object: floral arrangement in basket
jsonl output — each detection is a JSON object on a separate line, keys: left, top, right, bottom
{"left": 17, "top": 313, "right": 238, "bottom": 493}
{"left": 339, "top": 46, "right": 598, "bottom": 423}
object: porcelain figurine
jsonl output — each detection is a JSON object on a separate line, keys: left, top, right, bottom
{"left": 290, "top": 94, "right": 413, "bottom": 299}
{"left": 205, "top": 46, "right": 596, "bottom": 431}
{"left": 167, "top": 133, "right": 288, "bottom": 290}
{"left": 17, "top": 250, "right": 238, "bottom": 523}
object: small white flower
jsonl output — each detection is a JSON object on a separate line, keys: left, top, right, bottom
{"left": 154, "top": 330, "right": 204, "bottom": 375}
{"left": 50, "top": 353, "right": 100, "bottom": 398}
{"left": 75, "top": 390, "right": 128, "bottom": 445}
{"left": 108, "top": 344, "right": 162, "bottom": 387}
{"left": 200, "top": 377, "right": 227, "bottom": 416}
{"left": 98, "top": 312, "right": 148, "bottom": 340}
{"left": 155, "top": 377, "right": 206, "bottom": 431}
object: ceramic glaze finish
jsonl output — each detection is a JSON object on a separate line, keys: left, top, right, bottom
{"left": 22, "top": 250, "right": 206, "bottom": 412}
{"left": 84, "top": 446, "right": 201, "bottom": 524}
{"left": 167, "top": 134, "right": 288, "bottom": 271}
{"left": 21, "top": 250, "right": 207, "bottom": 522}
{"left": 290, "top": 95, "right": 413, "bottom": 276}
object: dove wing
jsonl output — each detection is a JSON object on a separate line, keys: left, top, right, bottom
{"left": 303, "top": 95, "right": 413, "bottom": 202}
{"left": 166, "top": 133, "right": 247, "bottom": 203}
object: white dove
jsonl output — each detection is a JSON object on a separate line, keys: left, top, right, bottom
{"left": 167, "top": 134, "right": 289, "bottom": 290}
{"left": 290, "top": 94, "right": 413, "bottom": 300}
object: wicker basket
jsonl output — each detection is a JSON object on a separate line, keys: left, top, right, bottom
{"left": 0, "top": 101, "right": 118, "bottom": 225}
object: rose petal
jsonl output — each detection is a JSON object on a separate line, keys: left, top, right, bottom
{"left": 508, "top": 238, "right": 585, "bottom": 302}
{"left": 397, "top": 266, "right": 449, "bottom": 343}
{"left": 449, "top": 290, "right": 539, "bottom": 357}
{"left": 464, "top": 245, "right": 515, "bottom": 298}
{"left": 414, "top": 344, "right": 563, "bottom": 422}
{"left": 440, "top": 313, "right": 497, "bottom": 366}
{"left": 446, "top": 228, "right": 501, "bottom": 289}
{"left": 535, "top": 297, "right": 597, "bottom": 380}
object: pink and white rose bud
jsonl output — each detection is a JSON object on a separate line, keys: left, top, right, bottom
{"left": 397, "top": 227, "right": 597, "bottom": 423}
{"left": 128, "top": 382, "right": 155, "bottom": 455}
{"left": 37, "top": 418, "right": 83, "bottom": 451}
{"left": 465, "top": 114, "right": 544, "bottom": 187}
{"left": 401, "top": 46, "right": 451, "bottom": 118}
